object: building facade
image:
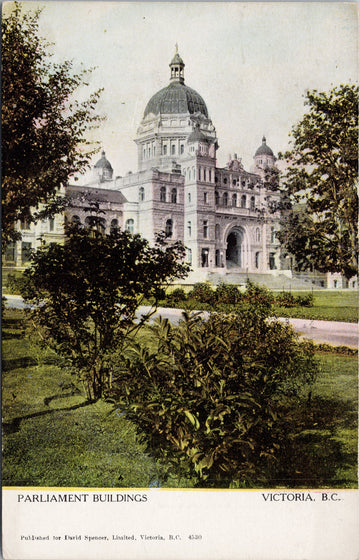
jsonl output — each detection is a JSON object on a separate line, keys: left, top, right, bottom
{"left": 67, "top": 49, "right": 283, "bottom": 280}
{"left": 4, "top": 48, "right": 356, "bottom": 289}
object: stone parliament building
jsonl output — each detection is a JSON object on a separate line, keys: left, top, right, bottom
{"left": 4, "top": 49, "right": 355, "bottom": 289}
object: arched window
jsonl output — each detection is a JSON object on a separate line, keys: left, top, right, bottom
{"left": 232, "top": 193, "right": 237, "bottom": 207}
{"left": 256, "top": 227, "right": 261, "bottom": 242}
{"left": 188, "top": 192, "right": 191, "bottom": 203}
{"left": 71, "top": 215, "right": 81, "bottom": 225}
{"left": 204, "top": 192, "right": 208, "bottom": 204}
{"left": 198, "top": 167, "right": 201, "bottom": 181}
{"left": 180, "top": 144, "right": 185, "bottom": 154}
{"left": 163, "top": 145, "right": 167, "bottom": 155}
{"left": 165, "top": 219, "right": 173, "bottom": 238}
{"left": 49, "top": 218, "right": 55, "bottom": 232}
{"left": 85, "top": 216, "right": 106, "bottom": 233}
{"left": 233, "top": 179, "right": 237, "bottom": 186}
{"left": 215, "top": 191, "right": 220, "bottom": 205}
{"left": 171, "top": 144, "right": 176, "bottom": 155}
{"left": 171, "top": 188, "right": 177, "bottom": 204}
{"left": 250, "top": 196, "right": 255, "bottom": 210}
{"left": 203, "top": 168, "right": 207, "bottom": 181}
{"left": 255, "top": 252, "right": 260, "bottom": 269}
{"left": 139, "top": 187, "right": 145, "bottom": 202}
{"left": 188, "top": 168, "right": 191, "bottom": 180}
{"left": 223, "top": 192, "right": 228, "bottom": 207}
{"left": 193, "top": 167, "right": 195, "bottom": 180}
{"left": 187, "top": 221, "right": 192, "bottom": 237}
{"left": 223, "top": 177, "right": 227, "bottom": 184}
{"left": 160, "top": 186, "right": 166, "bottom": 202}
{"left": 110, "top": 219, "right": 119, "bottom": 233}
{"left": 215, "top": 224, "right": 220, "bottom": 240}
{"left": 125, "top": 219, "right": 134, "bottom": 234}
{"left": 241, "top": 195, "right": 246, "bottom": 208}
{"left": 143, "top": 148, "right": 146, "bottom": 159}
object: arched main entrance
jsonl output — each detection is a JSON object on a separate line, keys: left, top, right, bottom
{"left": 226, "top": 227, "right": 248, "bottom": 269}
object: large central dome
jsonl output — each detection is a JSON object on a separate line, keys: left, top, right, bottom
{"left": 144, "top": 82, "right": 209, "bottom": 118}
{"left": 143, "top": 46, "right": 208, "bottom": 118}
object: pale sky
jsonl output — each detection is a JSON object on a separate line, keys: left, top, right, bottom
{"left": 6, "top": 1, "right": 359, "bottom": 178}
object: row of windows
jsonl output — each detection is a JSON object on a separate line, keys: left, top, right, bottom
{"left": 215, "top": 176, "right": 256, "bottom": 189}
{"left": 215, "top": 192, "right": 256, "bottom": 209}
{"left": 160, "top": 186, "right": 178, "bottom": 203}
{"left": 186, "top": 222, "right": 262, "bottom": 242}
{"left": 70, "top": 215, "right": 135, "bottom": 234}
{"left": 162, "top": 143, "right": 185, "bottom": 156}
{"left": 20, "top": 217, "right": 55, "bottom": 232}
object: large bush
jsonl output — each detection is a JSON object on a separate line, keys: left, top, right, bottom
{"left": 21, "top": 226, "right": 189, "bottom": 401}
{"left": 187, "top": 282, "right": 216, "bottom": 305}
{"left": 113, "top": 310, "right": 318, "bottom": 487}
{"left": 215, "top": 282, "right": 241, "bottom": 304}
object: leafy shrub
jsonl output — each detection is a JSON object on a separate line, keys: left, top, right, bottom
{"left": 215, "top": 282, "right": 241, "bottom": 304}
{"left": 275, "top": 291, "right": 314, "bottom": 308}
{"left": 296, "top": 293, "right": 314, "bottom": 307}
{"left": 275, "top": 292, "right": 298, "bottom": 308}
{"left": 167, "top": 288, "right": 187, "bottom": 303}
{"left": 114, "top": 311, "right": 318, "bottom": 488}
{"left": 21, "top": 226, "right": 190, "bottom": 401}
{"left": 242, "top": 280, "right": 274, "bottom": 313}
{"left": 188, "top": 282, "right": 216, "bottom": 305}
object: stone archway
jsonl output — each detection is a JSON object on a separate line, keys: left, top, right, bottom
{"left": 225, "top": 227, "right": 248, "bottom": 269}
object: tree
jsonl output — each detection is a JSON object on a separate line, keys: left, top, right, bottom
{"left": 21, "top": 225, "right": 190, "bottom": 401}
{"left": 278, "top": 84, "right": 358, "bottom": 280}
{"left": 114, "top": 311, "right": 318, "bottom": 488}
{"left": 2, "top": 3, "right": 103, "bottom": 244}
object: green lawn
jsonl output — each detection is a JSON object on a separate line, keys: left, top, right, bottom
{"left": 2, "top": 310, "right": 358, "bottom": 488}
{"left": 274, "top": 290, "right": 358, "bottom": 323}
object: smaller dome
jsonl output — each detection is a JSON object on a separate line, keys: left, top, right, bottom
{"left": 170, "top": 52, "right": 184, "bottom": 66}
{"left": 255, "top": 136, "right": 274, "bottom": 157}
{"left": 94, "top": 150, "right": 113, "bottom": 170}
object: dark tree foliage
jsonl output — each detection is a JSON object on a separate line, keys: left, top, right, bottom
{"left": 114, "top": 311, "right": 318, "bottom": 488}
{"left": 2, "top": 3, "right": 103, "bottom": 243}
{"left": 21, "top": 225, "right": 190, "bottom": 401}
{"left": 278, "top": 84, "right": 358, "bottom": 279}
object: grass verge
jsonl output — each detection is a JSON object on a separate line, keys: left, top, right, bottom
{"left": 2, "top": 310, "right": 358, "bottom": 488}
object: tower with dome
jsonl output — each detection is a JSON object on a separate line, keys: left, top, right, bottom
{"left": 64, "top": 47, "right": 284, "bottom": 279}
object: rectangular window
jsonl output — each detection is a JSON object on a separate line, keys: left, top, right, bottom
{"left": 203, "top": 220, "right": 208, "bottom": 239}
{"left": 20, "top": 217, "right": 30, "bottom": 230}
{"left": 21, "top": 242, "right": 32, "bottom": 264}
{"left": 49, "top": 218, "right": 55, "bottom": 232}
{"left": 5, "top": 242, "right": 16, "bottom": 262}
{"left": 204, "top": 192, "right": 208, "bottom": 204}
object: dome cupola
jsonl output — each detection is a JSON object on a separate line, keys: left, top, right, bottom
{"left": 169, "top": 43, "right": 185, "bottom": 84}
{"left": 94, "top": 150, "right": 113, "bottom": 182}
{"left": 255, "top": 136, "right": 274, "bottom": 157}
{"left": 252, "top": 136, "right": 276, "bottom": 174}
{"left": 143, "top": 47, "right": 209, "bottom": 119}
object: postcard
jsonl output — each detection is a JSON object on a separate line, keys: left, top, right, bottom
{"left": 2, "top": 2, "right": 358, "bottom": 559}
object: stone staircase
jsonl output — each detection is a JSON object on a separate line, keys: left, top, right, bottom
{"left": 206, "top": 271, "right": 321, "bottom": 290}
